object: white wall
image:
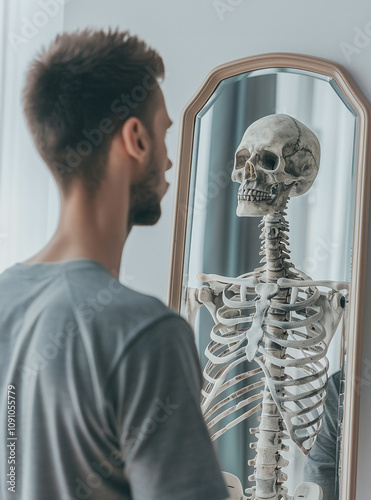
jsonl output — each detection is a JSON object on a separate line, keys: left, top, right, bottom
{"left": 37, "top": 0, "right": 371, "bottom": 496}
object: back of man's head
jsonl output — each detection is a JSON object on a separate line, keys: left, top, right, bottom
{"left": 22, "top": 27, "right": 165, "bottom": 198}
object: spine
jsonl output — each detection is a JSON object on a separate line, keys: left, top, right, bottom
{"left": 249, "top": 210, "right": 291, "bottom": 500}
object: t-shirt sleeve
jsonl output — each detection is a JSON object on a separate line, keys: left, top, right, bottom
{"left": 112, "top": 314, "right": 230, "bottom": 500}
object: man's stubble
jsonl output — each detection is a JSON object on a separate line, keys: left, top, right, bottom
{"left": 128, "top": 150, "right": 162, "bottom": 228}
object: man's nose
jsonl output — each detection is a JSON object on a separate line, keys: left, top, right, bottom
{"left": 166, "top": 159, "right": 173, "bottom": 171}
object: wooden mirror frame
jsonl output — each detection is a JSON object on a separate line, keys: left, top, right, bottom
{"left": 167, "top": 53, "right": 371, "bottom": 499}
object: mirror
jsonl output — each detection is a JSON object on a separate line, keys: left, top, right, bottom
{"left": 167, "top": 54, "right": 371, "bottom": 500}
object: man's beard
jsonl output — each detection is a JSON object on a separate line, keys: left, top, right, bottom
{"left": 128, "top": 152, "right": 162, "bottom": 228}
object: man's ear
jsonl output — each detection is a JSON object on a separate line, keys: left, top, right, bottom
{"left": 120, "top": 117, "right": 151, "bottom": 164}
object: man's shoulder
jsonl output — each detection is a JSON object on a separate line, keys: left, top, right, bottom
{"left": 62, "top": 265, "right": 190, "bottom": 346}
{"left": 106, "top": 283, "right": 184, "bottom": 336}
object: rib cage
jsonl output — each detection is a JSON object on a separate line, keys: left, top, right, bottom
{"left": 201, "top": 277, "right": 329, "bottom": 454}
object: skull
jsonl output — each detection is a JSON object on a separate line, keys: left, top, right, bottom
{"left": 231, "top": 114, "right": 320, "bottom": 217}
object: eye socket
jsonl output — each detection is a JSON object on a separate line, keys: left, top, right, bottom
{"left": 235, "top": 149, "right": 250, "bottom": 169}
{"left": 261, "top": 151, "right": 279, "bottom": 170}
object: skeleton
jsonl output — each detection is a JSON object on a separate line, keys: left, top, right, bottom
{"left": 186, "top": 115, "right": 348, "bottom": 500}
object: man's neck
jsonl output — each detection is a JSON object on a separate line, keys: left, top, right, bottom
{"left": 25, "top": 179, "right": 131, "bottom": 279}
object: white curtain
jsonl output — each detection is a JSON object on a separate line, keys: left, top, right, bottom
{"left": 0, "top": 0, "right": 65, "bottom": 272}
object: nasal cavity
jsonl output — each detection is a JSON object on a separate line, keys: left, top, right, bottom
{"left": 245, "top": 161, "right": 257, "bottom": 180}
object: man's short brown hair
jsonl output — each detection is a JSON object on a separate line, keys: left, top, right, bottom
{"left": 22, "top": 27, "right": 165, "bottom": 197}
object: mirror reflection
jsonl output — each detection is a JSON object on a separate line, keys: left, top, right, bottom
{"left": 181, "top": 68, "right": 357, "bottom": 499}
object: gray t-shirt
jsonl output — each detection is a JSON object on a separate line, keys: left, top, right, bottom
{"left": 0, "top": 259, "right": 229, "bottom": 500}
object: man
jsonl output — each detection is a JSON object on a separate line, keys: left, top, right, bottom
{"left": 0, "top": 27, "right": 230, "bottom": 500}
